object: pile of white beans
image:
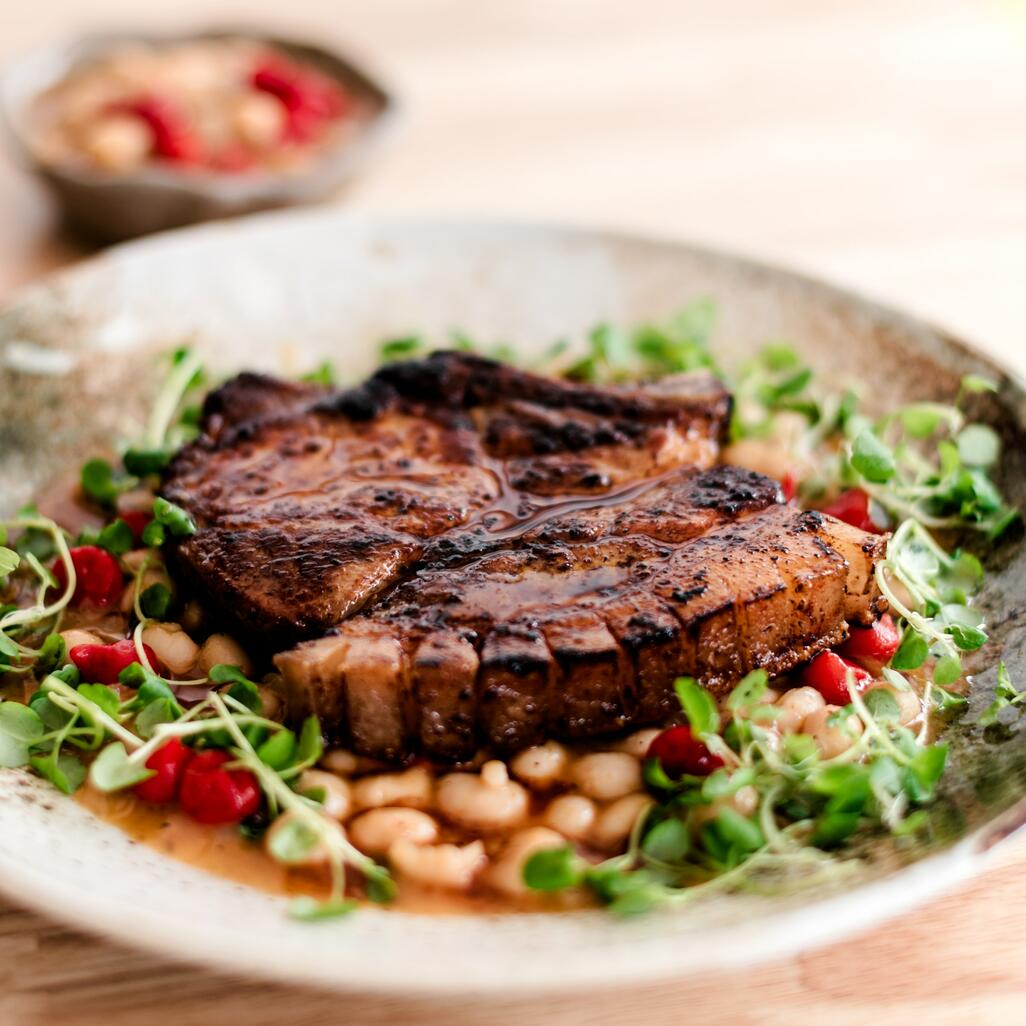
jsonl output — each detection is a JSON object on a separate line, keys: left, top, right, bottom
{"left": 272, "top": 678, "right": 925, "bottom": 901}
{"left": 57, "top": 545, "right": 925, "bottom": 905}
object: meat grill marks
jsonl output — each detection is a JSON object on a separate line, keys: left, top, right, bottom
{"left": 162, "top": 351, "right": 888, "bottom": 761}
{"left": 277, "top": 480, "right": 888, "bottom": 761}
{"left": 162, "top": 351, "right": 732, "bottom": 642}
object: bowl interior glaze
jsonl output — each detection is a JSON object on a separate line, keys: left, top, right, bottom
{"left": 0, "top": 213, "right": 1024, "bottom": 994}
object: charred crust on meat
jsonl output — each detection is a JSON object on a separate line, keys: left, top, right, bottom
{"left": 162, "top": 355, "right": 888, "bottom": 760}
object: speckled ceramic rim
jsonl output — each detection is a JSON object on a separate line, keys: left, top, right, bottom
{"left": 0, "top": 212, "right": 1024, "bottom": 996}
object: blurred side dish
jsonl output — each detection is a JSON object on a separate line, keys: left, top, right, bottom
{"left": 26, "top": 38, "right": 363, "bottom": 176}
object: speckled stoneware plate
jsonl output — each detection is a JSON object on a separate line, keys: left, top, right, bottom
{"left": 1, "top": 214, "right": 1025, "bottom": 995}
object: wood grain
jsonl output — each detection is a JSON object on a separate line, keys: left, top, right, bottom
{"left": 2, "top": 0, "right": 1026, "bottom": 1022}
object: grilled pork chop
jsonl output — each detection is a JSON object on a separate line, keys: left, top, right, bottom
{"left": 162, "top": 352, "right": 887, "bottom": 760}
{"left": 163, "top": 352, "right": 732, "bottom": 641}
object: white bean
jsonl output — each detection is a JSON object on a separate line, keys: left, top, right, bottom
{"left": 349, "top": 808, "right": 439, "bottom": 856}
{"left": 775, "top": 686, "right": 827, "bottom": 734}
{"left": 296, "top": 770, "right": 351, "bottom": 821}
{"left": 353, "top": 766, "right": 433, "bottom": 810}
{"left": 436, "top": 768, "right": 529, "bottom": 831}
{"left": 141, "top": 623, "right": 199, "bottom": 676}
{"left": 233, "top": 92, "right": 286, "bottom": 146}
{"left": 590, "top": 793, "right": 653, "bottom": 852}
{"left": 388, "top": 838, "right": 486, "bottom": 891}
{"left": 321, "top": 749, "right": 359, "bottom": 775}
{"left": 612, "top": 729, "right": 662, "bottom": 759}
{"left": 487, "top": 828, "right": 567, "bottom": 897}
{"left": 59, "top": 629, "right": 102, "bottom": 651}
{"left": 571, "top": 752, "right": 642, "bottom": 801}
{"left": 510, "top": 742, "right": 570, "bottom": 790}
{"left": 542, "top": 794, "right": 597, "bottom": 841}
{"left": 82, "top": 115, "right": 151, "bottom": 172}
{"left": 804, "top": 705, "right": 863, "bottom": 758}
{"left": 196, "top": 633, "right": 253, "bottom": 677}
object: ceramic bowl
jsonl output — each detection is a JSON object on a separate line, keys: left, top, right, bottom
{"left": 0, "top": 29, "right": 397, "bottom": 242}
{"left": 0, "top": 213, "right": 1024, "bottom": 994}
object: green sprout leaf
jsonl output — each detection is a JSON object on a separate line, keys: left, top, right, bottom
{"left": 956, "top": 424, "right": 1000, "bottom": 468}
{"left": 288, "top": 897, "right": 357, "bottom": 921}
{"left": 673, "top": 677, "right": 720, "bottom": 738}
{"left": 151, "top": 498, "right": 196, "bottom": 538}
{"left": 863, "top": 688, "right": 901, "bottom": 724}
{"left": 141, "top": 521, "right": 166, "bottom": 547}
{"left": 90, "top": 742, "right": 154, "bottom": 792}
{"left": 0, "top": 547, "right": 19, "bottom": 578}
{"left": 257, "top": 729, "right": 297, "bottom": 771}
{"left": 933, "top": 653, "right": 963, "bottom": 686}
{"left": 140, "top": 583, "right": 172, "bottom": 620}
{"left": 96, "top": 519, "right": 134, "bottom": 556}
{"left": 890, "top": 631, "right": 929, "bottom": 671}
{"left": 726, "top": 669, "right": 769, "bottom": 713}
{"left": 123, "top": 449, "right": 171, "bottom": 476}
{"left": 267, "top": 816, "right": 322, "bottom": 864}
{"left": 641, "top": 817, "right": 690, "bottom": 863}
{"left": 946, "top": 624, "right": 987, "bottom": 652}
{"left": 0, "top": 701, "right": 44, "bottom": 768}
{"left": 851, "top": 430, "right": 896, "bottom": 483}
{"left": 30, "top": 751, "right": 86, "bottom": 794}
{"left": 80, "top": 459, "right": 124, "bottom": 507}
{"left": 298, "top": 362, "right": 337, "bottom": 387}
{"left": 523, "top": 845, "right": 580, "bottom": 892}
{"left": 379, "top": 336, "right": 424, "bottom": 362}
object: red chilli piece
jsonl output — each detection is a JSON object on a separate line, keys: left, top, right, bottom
{"left": 115, "top": 96, "right": 205, "bottom": 164}
{"left": 252, "top": 59, "right": 350, "bottom": 142}
{"left": 803, "top": 651, "right": 872, "bottom": 706}
{"left": 822, "top": 489, "right": 883, "bottom": 534}
{"left": 52, "top": 545, "right": 124, "bottom": 608}
{"left": 69, "top": 639, "right": 158, "bottom": 685}
{"left": 647, "top": 725, "right": 724, "bottom": 778}
{"left": 134, "top": 738, "right": 194, "bottom": 804}
{"left": 179, "top": 750, "right": 261, "bottom": 825}
{"left": 119, "top": 510, "right": 152, "bottom": 542}
{"left": 840, "top": 613, "right": 901, "bottom": 668}
{"left": 781, "top": 471, "right": 798, "bottom": 503}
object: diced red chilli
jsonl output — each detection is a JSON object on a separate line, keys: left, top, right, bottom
{"left": 840, "top": 613, "right": 901, "bottom": 667}
{"left": 252, "top": 59, "right": 350, "bottom": 143}
{"left": 52, "top": 545, "right": 124, "bottom": 607}
{"left": 821, "top": 489, "right": 883, "bottom": 534}
{"left": 781, "top": 471, "right": 798, "bottom": 503}
{"left": 69, "top": 639, "right": 158, "bottom": 684}
{"left": 113, "top": 96, "right": 205, "bottom": 164}
{"left": 119, "top": 510, "right": 152, "bottom": 542}
{"left": 210, "top": 143, "right": 256, "bottom": 172}
{"left": 802, "top": 651, "right": 872, "bottom": 706}
{"left": 179, "top": 750, "right": 261, "bottom": 825}
{"left": 647, "top": 724, "right": 724, "bottom": 777}
{"left": 134, "top": 738, "right": 194, "bottom": 804}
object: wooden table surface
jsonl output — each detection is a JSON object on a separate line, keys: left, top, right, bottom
{"left": 3, "top": 1, "right": 1026, "bottom": 1023}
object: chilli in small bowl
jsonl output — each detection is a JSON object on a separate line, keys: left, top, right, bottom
{"left": 1, "top": 30, "right": 396, "bottom": 242}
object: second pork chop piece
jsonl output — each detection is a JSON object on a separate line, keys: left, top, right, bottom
{"left": 162, "top": 352, "right": 732, "bottom": 642}
{"left": 276, "top": 466, "right": 887, "bottom": 760}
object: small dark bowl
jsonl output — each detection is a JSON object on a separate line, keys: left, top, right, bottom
{"left": 0, "top": 28, "right": 398, "bottom": 243}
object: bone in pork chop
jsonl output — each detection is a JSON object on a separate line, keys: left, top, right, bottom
{"left": 162, "top": 352, "right": 886, "bottom": 760}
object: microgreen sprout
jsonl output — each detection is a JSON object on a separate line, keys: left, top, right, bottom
{"left": 524, "top": 672, "right": 950, "bottom": 912}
